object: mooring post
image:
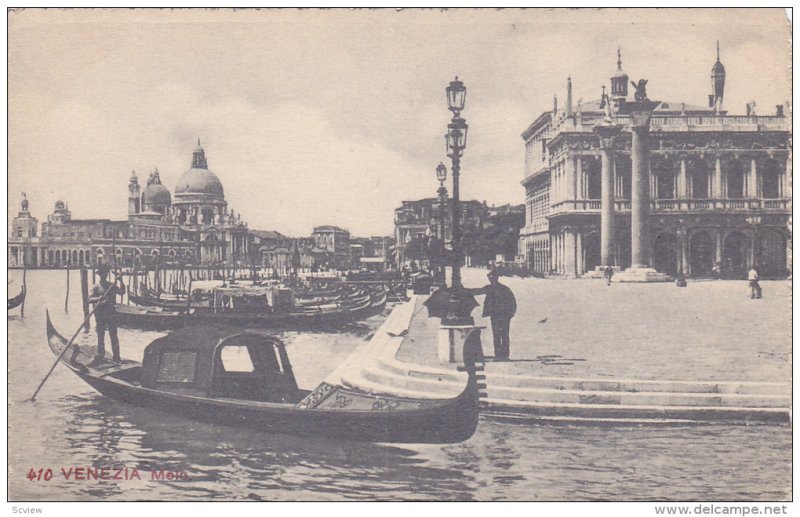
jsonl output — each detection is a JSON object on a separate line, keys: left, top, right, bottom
{"left": 20, "top": 265, "right": 27, "bottom": 319}
{"left": 80, "top": 267, "right": 90, "bottom": 331}
{"left": 64, "top": 266, "right": 70, "bottom": 313}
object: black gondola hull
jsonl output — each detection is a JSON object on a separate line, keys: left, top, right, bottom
{"left": 46, "top": 312, "right": 480, "bottom": 444}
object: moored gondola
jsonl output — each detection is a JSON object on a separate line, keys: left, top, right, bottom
{"left": 8, "top": 285, "right": 25, "bottom": 311}
{"left": 116, "top": 288, "right": 387, "bottom": 330}
{"left": 45, "top": 311, "right": 481, "bottom": 443}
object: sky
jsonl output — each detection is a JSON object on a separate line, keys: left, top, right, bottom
{"left": 8, "top": 8, "right": 791, "bottom": 237}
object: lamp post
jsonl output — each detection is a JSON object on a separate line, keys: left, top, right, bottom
{"left": 746, "top": 211, "right": 762, "bottom": 269}
{"left": 436, "top": 162, "right": 448, "bottom": 284}
{"left": 424, "top": 77, "right": 478, "bottom": 327}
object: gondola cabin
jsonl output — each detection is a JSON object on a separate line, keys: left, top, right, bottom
{"left": 141, "top": 327, "right": 304, "bottom": 403}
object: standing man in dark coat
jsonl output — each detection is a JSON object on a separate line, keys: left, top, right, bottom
{"left": 89, "top": 263, "right": 125, "bottom": 365}
{"left": 470, "top": 270, "right": 517, "bottom": 361}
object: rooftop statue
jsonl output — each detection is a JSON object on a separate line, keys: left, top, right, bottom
{"left": 631, "top": 79, "right": 649, "bottom": 101}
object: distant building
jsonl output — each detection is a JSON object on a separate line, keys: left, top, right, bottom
{"left": 312, "top": 225, "right": 351, "bottom": 268}
{"left": 394, "top": 197, "right": 489, "bottom": 266}
{"left": 8, "top": 142, "right": 251, "bottom": 268}
{"left": 519, "top": 47, "right": 791, "bottom": 278}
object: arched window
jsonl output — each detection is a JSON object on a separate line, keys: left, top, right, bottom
{"left": 726, "top": 159, "right": 746, "bottom": 199}
{"left": 687, "top": 158, "right": 711, "bottom": 198}
{"left": 653, "top": 159, "right": 676, "bottom": 199}
{"left": 614, "top": 155, "right": 632, "bottom": 199}
{"left": 761, "top": 159, "right": 782, "bottom": 199}
{"left": 583, "top": 157, "right": 602, "bottom": 200}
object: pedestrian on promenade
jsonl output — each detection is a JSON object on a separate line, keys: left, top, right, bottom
{"left": 468, "top": 270, "right": 517, "bottom": 361}
{"left": 604, "top": 265, "right": 614, "bottom": 286}
{"left": 748, "top": 266, "right": 762, "bottom": 299}
{"left": 89, "top": 263, "right": 125, "bottom": 365}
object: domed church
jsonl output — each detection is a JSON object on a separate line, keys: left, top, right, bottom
{"left": 126, "top": 140, "right": 250, "bottom": 265}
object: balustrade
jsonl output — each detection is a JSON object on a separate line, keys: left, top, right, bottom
{"left": 550, "top": 197, "right": 789, "bottom": 215}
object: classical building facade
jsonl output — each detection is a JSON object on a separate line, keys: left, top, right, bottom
{"left": 394, "top": 197, "right": 489, "bottom": 267}
{"left": 8, "top": 142, "right": 251, "bottom": 269}
{"left": 519, "top": 48, "right": 791, "bottom": 278}
{"left": 312, "top": 225, "right": 351, "bottom": 268}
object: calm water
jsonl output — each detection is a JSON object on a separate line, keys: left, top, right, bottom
{"left": 8, "top": 270, "right": 791, "bottom": 501}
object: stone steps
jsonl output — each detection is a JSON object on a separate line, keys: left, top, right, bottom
{"left": 329, "top": 295, "right": 791, "bottom": 424}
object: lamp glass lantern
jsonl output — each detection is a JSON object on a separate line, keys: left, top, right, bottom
{"left": 446, "top": 117, "right": 468, "bottom": 150}
{"left": 436, "top": 162, "right": 447, "bottom": 183}
{"left": 446, "top": 77, "right": 466, "bottom": 114}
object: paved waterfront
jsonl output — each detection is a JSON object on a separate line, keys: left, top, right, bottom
{"left": 398, "top": 269, "right": 791, "bottom": 384}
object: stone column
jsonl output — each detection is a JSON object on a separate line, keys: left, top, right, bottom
{"left": 627, "top": 101, "right": 660, "bottom": 269}
{"left": 679, "top": 229, "right": 689, "bottom": 275}
{"left": 748, "top": 158, "right": 758, "bottom": 198}
{"left": 594, "top": 124, "right": 622, "bottom": 267}
{"left": 679, "top": 158, "right": 688, "bottom": 198}
{"left": 714, "top": 158, "right": 723, "bottom": 199}
{"left": 566, "top": 155, "right": 576, "bottom": 201}
{"left": 564, "top": 229, "right": 576, "bottom": 277}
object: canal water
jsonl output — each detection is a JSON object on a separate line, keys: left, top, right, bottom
{"left": 8, "top": 270, "right": 791, "bottom": 501}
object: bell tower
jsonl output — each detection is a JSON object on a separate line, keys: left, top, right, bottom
{"left": 710, "top": 40, "right": 726, "bottom": 113}
{"left": 128, "top": 170, "right": 140, "bottom": 215}
{"left": 610, "top": 47, "right": 629, "bottom": 111}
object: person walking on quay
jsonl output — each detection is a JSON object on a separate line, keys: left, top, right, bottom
{"left": 748, "top": 266, "right": 762, "bottom": 299}
{"left": 469, "top": 269, "right": 517, "bottom": 361}
{"left": 89, "top": 263, "right": 125, "bottom": 365}
{"left": 604, "top": 265, "right": 614, "bottom": 286}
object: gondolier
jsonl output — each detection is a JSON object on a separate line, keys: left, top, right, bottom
{"left": 89, "top": 263, "right": 125, "bottom": 364}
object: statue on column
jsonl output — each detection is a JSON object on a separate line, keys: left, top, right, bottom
{"left": 631, "top": 79, "right": 649, "bottom": 101}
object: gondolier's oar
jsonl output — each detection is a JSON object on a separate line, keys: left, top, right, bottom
{"left": 30, "top": 277, "right": 117, "bottom": 402}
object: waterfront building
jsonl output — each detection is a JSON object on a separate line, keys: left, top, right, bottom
{"left": 519, "top": 47, "right": 791, "bottom": 278}
{"left": 8, "top": 142, "right": 251, "bottom": 269}
{"left": 312, "top": 225, "right": 351, "bottom": 269}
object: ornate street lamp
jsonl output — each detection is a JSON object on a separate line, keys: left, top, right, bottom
{"left": 446, "top": 76, "right": 466, "bottom": 114}
{"left": 746, "top": 211, "right": 762, "bottom": 268}
{"left": 435, "top": 163, "right": 448, "bottom": 284}
{"left": 425, "top": 77, "right": 478, "bottom": 326}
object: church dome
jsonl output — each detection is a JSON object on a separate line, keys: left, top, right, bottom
{"left": 143, "top": 182, "right": 172, "bottom": 206}
{"left": 142, "top": 169, "right": 172, "bottom": 207}
{"left": 174, "top": 142, "right": 225, "bottom": 198}
{"left": 175, "top": 168, "right": 224, "bottom": 196}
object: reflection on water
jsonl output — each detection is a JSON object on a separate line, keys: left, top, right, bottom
{"left": 8, "top": 270, "right": 792, "bottom": 501}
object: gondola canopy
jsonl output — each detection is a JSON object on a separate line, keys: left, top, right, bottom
{"left": 141, "top": 326, "right": 300, "bottom": 403}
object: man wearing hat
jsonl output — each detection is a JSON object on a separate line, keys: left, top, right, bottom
{"left": 89, "top": 262, "right": 125, "bottom": 364}
{"left": 470, "top": 269, "right": 517, "bottom": 361}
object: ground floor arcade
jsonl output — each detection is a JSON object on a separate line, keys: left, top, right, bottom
{"left": 521, "top": 213, "right": 791, "bottom": 279}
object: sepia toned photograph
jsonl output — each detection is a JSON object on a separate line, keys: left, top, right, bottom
{"left": 6, "top": 7, "right": 792, "bottom": 508}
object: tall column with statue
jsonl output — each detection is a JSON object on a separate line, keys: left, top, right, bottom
{"left": 617, "top": 78, "right": 670, "bottom": 281}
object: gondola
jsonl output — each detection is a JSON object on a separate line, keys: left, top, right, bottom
{"left": 7, "top": 285, "right": 25, "bottom": 311}
{"left": 45, "top": 311, "right": 482, "bottom": 443}
{"left": 132, "top": 285, "right": 366, "bottom": 311}
{"left": 115, "top": 289, "right": 387, "bottom": 330}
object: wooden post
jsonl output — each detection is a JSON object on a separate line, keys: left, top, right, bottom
{"left": 80, "top": 267, "right": 90, "bottom": 331}
{"left": 64, "top": 266, "right": 70, "bottom": 313}
{"left": 20, "top": 265, "right": 27, "bottom": 319}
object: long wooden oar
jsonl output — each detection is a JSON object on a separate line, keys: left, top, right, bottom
{"left": 30, "top": 277, "right": 117, "bottom": 402}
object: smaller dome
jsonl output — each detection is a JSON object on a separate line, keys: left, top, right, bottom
{"left": 143, "top": 182, "right": 172, "bottom": 206}
{"left": 55, "top": 200, "right": 65, "bottom": 210}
